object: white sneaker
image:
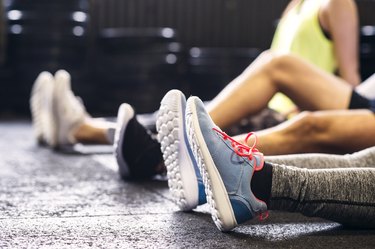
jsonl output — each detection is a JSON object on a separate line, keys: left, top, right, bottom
{"left": 30, "top": 71, "right": 54, "bottom": 144}
{"left": 156, "top": 90, "right": 207, "bottom": 211}
{"left": 47, "top": 70, "right": 88, "bottom": 147}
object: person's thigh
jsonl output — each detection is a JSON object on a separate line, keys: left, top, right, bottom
{"left": 273, "top": 54, "right": 353, "bottom": 111}
{"left": 242, "top": 109, "right": 375, "bottom": 155}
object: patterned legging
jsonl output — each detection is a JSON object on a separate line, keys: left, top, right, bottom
{"left": 265, "top": 147, "right": 375, "bottom": 228}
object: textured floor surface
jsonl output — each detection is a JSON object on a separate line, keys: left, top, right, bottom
{"left": 0, "top": 121, "right": 375, "bottom": 248}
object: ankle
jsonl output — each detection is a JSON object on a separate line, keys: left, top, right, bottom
{"left": 250, "top": 162, "right": 273, "bottom": 206}
{"left": 74, "top": 122, "right": 110, "bottom": 144}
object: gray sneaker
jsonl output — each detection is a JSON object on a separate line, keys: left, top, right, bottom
{"left": 157, "top": 90, "right": 206, "bottom": 211}
{"left": 186, "top": 96, "right": 267, "bottom": 231}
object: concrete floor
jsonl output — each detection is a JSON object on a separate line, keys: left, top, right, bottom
{"left": 1, "top": 121, "right": 375, "bottom": 248}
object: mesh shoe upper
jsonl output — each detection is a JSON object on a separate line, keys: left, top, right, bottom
{"left": 53, "top": 70, "right": 88, "bottom": 147}
{"left": 186, "top": 96, "right": 267, "bottom": 231}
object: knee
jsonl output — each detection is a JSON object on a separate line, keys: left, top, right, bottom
{"left": 270, "top": 52, "right": 297, "bottom": 67}
{"left": 242, "top": 50, "right": 290, "bottom": 77}
{"left": 266, "top": 53, "right": 299, "bottom": 81}
{"left": 256, "top": 49, "right": 275, "bottom": 60}
{"left": 287, "top": 111, "right": 329, "bottom": 141}
{"left": 256, "top": 50, "right": 292, "bottom": 65}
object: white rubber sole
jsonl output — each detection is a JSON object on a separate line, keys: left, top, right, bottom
{"left": 114, "top": 103, "right": 135, "bottom": 178}
{"left": 156, "top": 90, "right": 198, "bottom": 211}
{"left": 185, "top": 97, "right": 237, "bottom": 231}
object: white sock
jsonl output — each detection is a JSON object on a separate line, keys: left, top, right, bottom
{"left": 106, "top": 127, "right": 115, "bottom": 144}
{"left": 356, "top": 73, "right": 375, "bottom": 99}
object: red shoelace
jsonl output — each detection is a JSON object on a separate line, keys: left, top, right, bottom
{"left": 212, "top": 127, "right": 264, "bottom": 171}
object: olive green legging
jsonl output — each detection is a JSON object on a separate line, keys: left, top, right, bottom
{"left": 265, "top": 147, "right": 375, "bottom": 228}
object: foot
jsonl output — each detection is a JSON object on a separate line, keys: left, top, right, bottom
{"left": 30, "top": 71, "right": 54, "bottom": 144}
{"left": 156, "top": 90, "right": 206, "bottom": 211}
{"left": 114, "top": 103, "right": 163, "bottom": 180}
{"left": 46, "top": 69, "right": 88, "bottom": 148}
{"left": 186, "top": 96, "right": 267, "bottom": 231}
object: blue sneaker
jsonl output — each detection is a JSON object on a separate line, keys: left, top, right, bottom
{"left": 157, "top": 90, "right": 206, "bottom": 211}
{"left": 185, "top": 96, "right": 268, "bottom": 231}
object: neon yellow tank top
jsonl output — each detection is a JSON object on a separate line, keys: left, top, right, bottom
{"left": 269, "top": 0, "right": 337, "bottom": 115}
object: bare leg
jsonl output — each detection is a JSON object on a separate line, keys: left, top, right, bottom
{"left": 58, "top": 51, "right": 356, "bottom": 147}
{"left": 73, "top": 118, "right": 116, "bottom": 144}
{"left": 235, "top": 109, "right": 375, "bottom": 155}
{"left": 207, "top": 51, "right": 353, "bottom": 129}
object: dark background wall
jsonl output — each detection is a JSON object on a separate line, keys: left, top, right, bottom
{"left": 1, "top": 0, "right": 374, "bottom": 117}
{"left": 74, "top": 0, "right": 375, "bottom": 114}
{"left": 91, "top": 0, "right": 375, "bottom": 48}
{"left": 92, "top": 0, "right": 288, "bottom": 48}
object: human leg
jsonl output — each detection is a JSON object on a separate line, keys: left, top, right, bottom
{"left": 207, "top": 51, "right": 353, "bottom": 130}
{"left": 52, "top": 70, "right": 115, "bottom": 146}
{"left": 54, "top": 70, "right": 120, "bottom": 147}
{"left": 31, "top": 70, "right": 159, "bottom": 179}
{"left": 266, "top": 146, "right": 375, "bottom": 169}
{"left": 75, "top": 64, "right": 374, "bottom": 146}
{"left": 186, "top": 96, "right": 375, "bottom": 231}
{"left": 30, "top": 70, "right": 117, "bottom": 147}
{"left": 270, "top": 163, "right": 375, "bottom": 228}
{"left": 73, "top": 119, "right": 116, "bottom": 145}
{"left": 235, "top": 109, "right": 375, "bottom": 155}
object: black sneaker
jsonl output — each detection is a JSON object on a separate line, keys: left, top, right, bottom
{"left": 114, "top": 103, "right": 163, "bottom": 180}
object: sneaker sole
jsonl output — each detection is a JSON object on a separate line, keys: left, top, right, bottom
{"left": 114, "top": 103, "right": 135, "bottom": 178}
{"left": 186, "top": 97, "right": 237, "bottom": 231}
{"left": 157, "top": 90, "right": 199, "bottom": 211}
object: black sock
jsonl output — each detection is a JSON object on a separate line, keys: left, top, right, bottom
{"left": 250, "top": 162, "right": 273, "bottom": 206}
{"left": 121, "top": 116, "right": 164, "bottom": 180}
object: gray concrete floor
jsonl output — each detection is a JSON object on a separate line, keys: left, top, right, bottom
{"left": 1, "top": 121, "right": 375, "bottom": 248}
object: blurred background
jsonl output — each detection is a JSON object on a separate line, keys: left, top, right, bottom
{"left": 0, "top": 0, "right": 374, "bottom": 117}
